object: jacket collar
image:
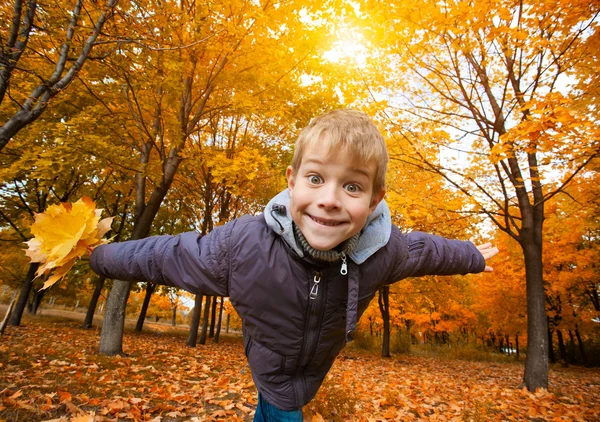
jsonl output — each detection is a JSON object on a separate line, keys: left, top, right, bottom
{"left": 264, "top": 189, "right": 392, "bottom": 264}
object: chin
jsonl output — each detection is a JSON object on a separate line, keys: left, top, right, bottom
{"left": 306, "top": 238, "right": 338, "bottom": 251}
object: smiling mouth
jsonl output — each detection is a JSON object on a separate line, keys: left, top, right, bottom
{"left": 309, "top": 216, "right": 344, "bottom": 227}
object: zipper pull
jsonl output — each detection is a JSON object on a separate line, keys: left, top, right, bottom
{"left": 340, "top": 252, "right": 348, "bottom": 275}
{"left": 310, "top": 273, "right": 321, "bottom": 300}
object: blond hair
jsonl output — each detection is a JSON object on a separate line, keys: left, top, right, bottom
{"left": 291, "top": 109, "right": 388, "bottom": 193}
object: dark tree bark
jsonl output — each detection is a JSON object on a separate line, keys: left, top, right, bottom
{"left": 187, "top": 294, "right": 203, "bottom": 347}
{"left": 83, "top": 276, "right": 106, "bottom": 329}
{"left": 575, "top": 326, "right": 588, "bottom": 366}
{"left": 521, "top": 236, "right": 549, "bottom": 390}
{"left": 214, "top": 296, "right": 225, "bottom": 343}
{"left": 171, "top": 304, "right": 177, "bottom": 326}
{"left": 557, "top": 329, "right": 568, "bottom": 365}
{"left": 515, "top": 334, "right": 520, "bottom": 360}
{"left": 198, "top": 295, "right": 211, "bottom": 345}
{"left": 548, "top": 327, "right": 556, "bottom": 363}
{"left": 28, "top": 287, "right": 46, "bottom": 314}
{"left": 8, "top": 263, "right": 39, "bottom": 326}
{"left": 0, "top": 0, "right": 37, "bottom": 106}
{"left": 378, "top": 285, "right": 390, "bottom": 358}
{"left": 1, "top": 297, "right": 16, "bottom": 335}
{"left": 226, "top": 313, "right": 230, "bottom": 333}
{"left": 568, "top": 330, "right": 577, "bottom": 363}
{"left": 209, "top": 295, "right": 218, "bottom": 338}
{"left": 98, "top": 280, "right": 131, "bottom": 356}
{"left": 135, "top": 283, "right": 155, "bottom": 332}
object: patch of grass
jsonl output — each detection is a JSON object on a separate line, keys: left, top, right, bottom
{"left": 412, "top": 342, "right": 519, "bottom": 364}
{"left": 347, "top": 330, "right": 520, "bottom": 363}
{"left": 348, "top": 330, "right": 382, "bottom": 352}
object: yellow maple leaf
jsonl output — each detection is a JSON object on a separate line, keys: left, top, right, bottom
{"left": 25, "top": 196, "right": 114, "bottom": 290}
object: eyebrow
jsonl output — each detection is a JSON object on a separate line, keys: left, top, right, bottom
{"left": 303, "top": 158, "right": 372, "bottom": 179}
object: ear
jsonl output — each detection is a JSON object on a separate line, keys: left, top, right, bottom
{"left": 369, "top": 188, "right": 386, "bottom": 213}
{"left": 286, "top": 166, "right": 296, "bottom": 193}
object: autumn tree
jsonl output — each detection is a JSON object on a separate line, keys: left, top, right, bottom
{"left": 543, "top": 174, "right": 600, "bottom": 364}
{"left": 94, "top": 0, "right": 342, "bottom": 355}
{"left": 0, "top": 0, "right": 119, "bottom": 150}
{"left": 0, "top": 132, "right": 91, "bottom": 324}
{"left": 363, "top": 0, "right": 600, "bottom": 390}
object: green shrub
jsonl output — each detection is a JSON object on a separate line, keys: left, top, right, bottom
{"left": 350, "top": 330, "right": 381, "bottom": 352}
{"left": 390, "top": 330, "right": 411, "bottom": 354}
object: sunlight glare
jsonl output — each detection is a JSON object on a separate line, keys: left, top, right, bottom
{"left": 322, "top": 27, "right": 369, "bottom": 68}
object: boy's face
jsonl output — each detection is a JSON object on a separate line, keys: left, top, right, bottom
{"left": 286, "top": 142, "right": 385, "bottom": 251}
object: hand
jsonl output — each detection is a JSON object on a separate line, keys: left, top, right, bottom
{"left": 80, "top": 245, "right": 95, "bottom": 261}
{"left": 475, "top": 242, "right": 499, "bottom": 272}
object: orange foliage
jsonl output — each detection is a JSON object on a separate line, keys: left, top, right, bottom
{"left": 1, "top": 317, "right": 599, "bottom": 421}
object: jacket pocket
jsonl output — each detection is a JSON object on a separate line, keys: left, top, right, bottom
{"left": 246, "top": 338, "right": 286, "bottom": 378}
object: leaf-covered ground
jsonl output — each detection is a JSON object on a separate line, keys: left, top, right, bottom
{"left": 1, "top": 316, "right": 599, "bottom": 421}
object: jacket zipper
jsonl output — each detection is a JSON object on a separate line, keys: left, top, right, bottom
{"left": 309, "top": 273, "right": 321, "bottom": 299}
{"left": 295, "top": 270, "right": 325, "bottom": 406}
{"left": 340, "top": 252, "right": 348, "bottom": 275}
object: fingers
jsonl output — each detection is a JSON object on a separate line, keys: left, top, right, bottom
{"left": 476, "top": 243, "right": 499, "bottom": 259}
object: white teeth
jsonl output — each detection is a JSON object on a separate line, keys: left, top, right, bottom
{"left": 312, "top": 217, "right": 339, "bottom": 226}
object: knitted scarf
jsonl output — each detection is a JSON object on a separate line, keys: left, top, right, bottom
{"left": 293, "top": 223, "right": 359, "bottom": 263}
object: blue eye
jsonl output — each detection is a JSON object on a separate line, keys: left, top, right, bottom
{"left": 308, "top": 175, "right": 323, "bottom": 184}
{"left": 345, "top": 183, "right": 360, "bottom": 193}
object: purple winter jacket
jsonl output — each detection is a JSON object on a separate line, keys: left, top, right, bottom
{"left": 90, "top": 191, "right": 485, "bottom": 410}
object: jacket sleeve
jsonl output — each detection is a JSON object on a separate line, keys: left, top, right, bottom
{"left": 390, "top": 230, "right": 486, "bottom": 282}
{"left": 89, "top": 222, "right": 233, "bottom": 297}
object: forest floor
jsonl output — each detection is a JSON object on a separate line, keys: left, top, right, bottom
{"left": 1, "top": 313, "right": 599, "bottom": 421}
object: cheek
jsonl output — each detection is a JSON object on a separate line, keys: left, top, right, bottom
{"left": 348, "top": 200, "right": 372, "bottom": 222}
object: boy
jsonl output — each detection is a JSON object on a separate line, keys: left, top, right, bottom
{"left": 90, "top": 109, "right": 498, "bottom": 421}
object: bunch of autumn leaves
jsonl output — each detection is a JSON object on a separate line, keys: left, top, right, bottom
{"left": 25, "top": 197, "right": 113, "bottom": 289}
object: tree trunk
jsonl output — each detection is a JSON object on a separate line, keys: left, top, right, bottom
{"left": 171, "top": 304, "right": 177, "bottom": 326}
{"left": 226, "top": 313, "right": 230, "bottom": 333}
{"left": 521, "top": 238, "right": 549, "bottom": 391}
{"left": 99, "top": 135, "right": 184, "bottom": 355}
{"left": 136, "top": 283, "right": 155, "bottom": 332}
{"left": 378, "top": 285, "right": 390, "bottom": 358}
{"left": 575, "top": 326, "right": 588, "bottom": 366}
{"left": 0, "top": 297, "right": 16, "bottom": 335}
{"left": 568, "top": 330, "right": 576, "bottom": 363}
{"left": 548, "top": 326, "right": 556, "bottom": 364}
{"left": 515, "top": 334, "right": 520, "bottom": 360}
{"left": 9, "top": 263, "right": 39, "bottom": 326}
{"left": 557, "top": 329, "right": 568, "bottom": 365}
{"left": 29, "top": 288, "right": 46, "bottom": 314}
{"left": 83, "top": 276, "right": 106, "bottom": 329}
{"left": 214, "top": 296, "right": 225, "bottom": 343}
{"left": 187, "top": 294, "right": 203, "bottom": 347}
{"left": 198, "top": 295, "right": 211, "bottom": 345}
{"left": 209, "top": 295, "right": 218, "bottom": 338}
{"left": 98, "top": 279, "right": 131, "bottom": 355}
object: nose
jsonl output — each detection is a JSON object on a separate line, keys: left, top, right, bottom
{"left": 317, "top": 184, "right": 341, "bottom": 210}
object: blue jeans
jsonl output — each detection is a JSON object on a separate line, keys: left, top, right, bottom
{"left": 253, "top": 393, "right": 303, "bottom": 422}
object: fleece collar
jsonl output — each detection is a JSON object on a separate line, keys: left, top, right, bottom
{"left": 264, "top": 189, "right": 391, "bottom": 264}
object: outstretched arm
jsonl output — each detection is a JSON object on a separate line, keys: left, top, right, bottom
{"left": 390, "top": 230, "right": 497, "bottom": 281}
{"left": 90, "top": 224, "right": 233, "bottom": 297}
